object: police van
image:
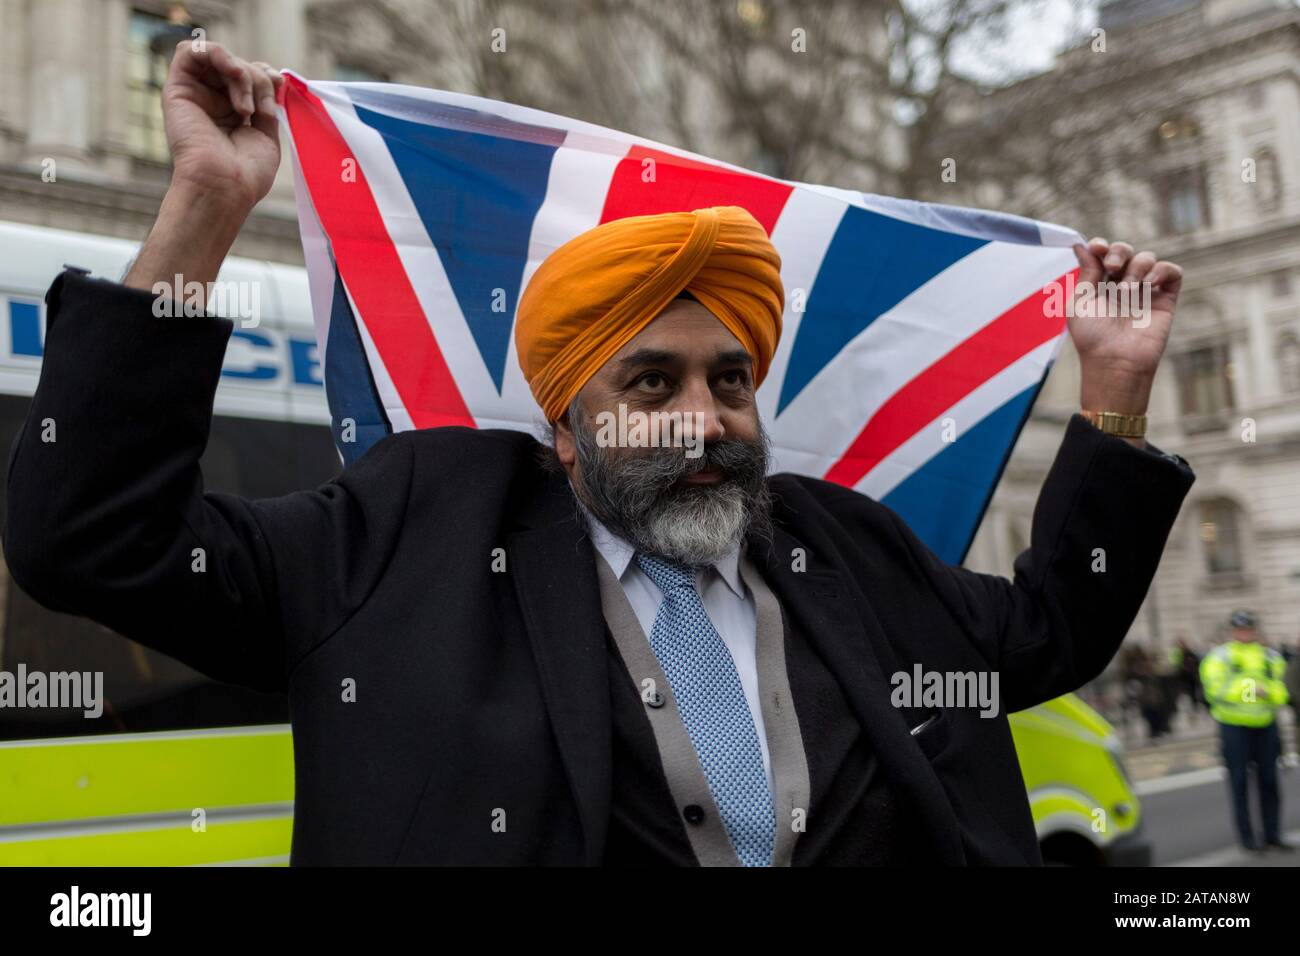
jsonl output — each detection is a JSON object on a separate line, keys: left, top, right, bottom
{"left": 0, "top": 220, "right": 1150, "bottom": 866}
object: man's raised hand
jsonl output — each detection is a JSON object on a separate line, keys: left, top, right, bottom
{"left": 163, "top": 41, "right": 284, "bottom": 211}
{"left": 125, "top": 42, "right": 282, "bottom": 295}
{"left": 1068, "top": 238, "right": 1184, "bottom": 427}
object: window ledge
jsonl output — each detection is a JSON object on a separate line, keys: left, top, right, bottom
{"left": 1202, "top": 571, "right": 1254, "bottom": 592}
{"left": 1182, "top": 412, "right": 1232, "bottom": 435}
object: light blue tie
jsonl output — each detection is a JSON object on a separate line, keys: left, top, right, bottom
{"left": 635, "top": 553, "right": 775, "bottom": 867}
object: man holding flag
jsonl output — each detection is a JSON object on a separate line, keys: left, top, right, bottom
{"left": 4, "top": 42, "right": 1194, "bottom": 866}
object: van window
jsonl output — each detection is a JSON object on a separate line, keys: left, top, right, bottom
{"left": 0, "top": 394, "right": 341, "bottom": 740}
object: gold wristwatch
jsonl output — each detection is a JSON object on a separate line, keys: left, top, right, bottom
{"left": 1080, "top": 409, "right": 1147, "bottom": 439}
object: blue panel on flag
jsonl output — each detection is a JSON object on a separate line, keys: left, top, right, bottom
{"left": 881, "top": 384, "right": 1037, "bottom": 564}
{"left": 777, "top": 206, "right": 986, "bottom": 415}
{"left": 352, "top": 102, "right": 558, "bottom": 393}
{"left": 325, "top": 271, "right": 391, "bottom": 464}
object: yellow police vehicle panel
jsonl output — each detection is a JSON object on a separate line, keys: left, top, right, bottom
{"left": 1011, "top": 694, "right": 1148, "bottom": 866}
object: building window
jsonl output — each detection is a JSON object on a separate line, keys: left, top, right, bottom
{"left": 1251, "top": 148, "right": 1282, "bottom": 213}
{"left": 1155, "top": 116, "right": 1200, "bottom": 146}
{"left": 1157, "top": 167, "right": 1210, "bottom": 234}
{"left": 127, "top": 8, "right": 198, "bottom": 163}
{"left": 1279, "top": 332, "right": 1300, "bottom": 395}
{"left": 1177, "top": 344, "right": 1235, "bottom": 417}
{"left": 1199, "top": 499, "right": 1244, "bottom": 577}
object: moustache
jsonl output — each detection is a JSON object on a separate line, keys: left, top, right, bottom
{"left": 609, "top": 438, "right": 767, "bottom": 486}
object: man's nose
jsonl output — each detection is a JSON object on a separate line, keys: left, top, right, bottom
{"left": 671, "top": 379, "right": 726, "bottom": 445}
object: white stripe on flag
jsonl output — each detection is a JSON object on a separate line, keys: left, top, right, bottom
{"left": 522, "top": 144, "right": 621, "bottom": 290}
{"left": 282, "top": 120, "right": 339, "bottom": 368}
{"left": 502, "top": 138, "right": 627, "bottom": 428}
{"left": 759, "top": 187, "right": 847, "bottom": 424}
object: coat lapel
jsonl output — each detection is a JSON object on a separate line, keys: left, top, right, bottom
{"left": 506, "top": 466, "right": 967, "bottom": 864}
{"left": 748, "top": 524, "right": 967, "bottom": 864}
{"left": 508, "top": 470, "right": 612, "bottom": 865}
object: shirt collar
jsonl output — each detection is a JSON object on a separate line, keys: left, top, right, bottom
{"left": 575, "top": 493, "right": 745, "bottom": 598}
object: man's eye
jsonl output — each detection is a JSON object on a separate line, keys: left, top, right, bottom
{"left": 636, "top": 372, "right": 669, "bottom": 390}
{"left": 719, "top": 369, "right": 749, "bottom": 387}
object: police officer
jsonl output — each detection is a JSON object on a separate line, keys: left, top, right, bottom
{"left": 1200, "top": 611, "right": 1292, "bottom": 852}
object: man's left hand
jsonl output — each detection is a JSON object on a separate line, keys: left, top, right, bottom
{"left": 1069, "top": 238, "right": 1183, "bottom": 418}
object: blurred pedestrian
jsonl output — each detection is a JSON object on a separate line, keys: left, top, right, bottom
{"left": 1200, "top": 611, "right": 1292, "bottom": 852}
{"left": 1122, "top": 644, "right": 1173, "bottom": 740}
{"left": 1171, "top": 637, "right": 1203, "bottom": 712}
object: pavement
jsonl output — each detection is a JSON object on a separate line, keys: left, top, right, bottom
{"left": 1127, "top": 732, "right": 1223, "bottom": 782}
{"left": 1119, "top": 707, "right": 1300, "bottom": 782}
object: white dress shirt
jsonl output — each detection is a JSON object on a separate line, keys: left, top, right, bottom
{"left": 581, "top": 510, "right": 774, "bottom": 796}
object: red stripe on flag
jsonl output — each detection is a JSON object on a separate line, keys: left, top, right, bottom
{"left": 823, "top": 273, "right": 1073, "bottom": 489}
{"left": 281, "top": 76, "right": 474, "bottom": 430}
{"left": 601, "top": 145, "right": 793, "bottom": 233}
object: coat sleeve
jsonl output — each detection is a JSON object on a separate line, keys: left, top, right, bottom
{"left": 2, "top": 270, "right": 415, "bottom": 693}
{"left": 874, "top": 415, "right": 1194, "bottom": 713}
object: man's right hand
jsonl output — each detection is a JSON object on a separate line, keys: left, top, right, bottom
{"left": 164, "top": 40, "right": 283, "bottom": 209}
{"left": 125, "top": 41, "right": 283, "bottom": 298}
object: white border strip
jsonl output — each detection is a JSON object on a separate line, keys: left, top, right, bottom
{"left": 0, "top": 723, "right": 291, "bottom": 750}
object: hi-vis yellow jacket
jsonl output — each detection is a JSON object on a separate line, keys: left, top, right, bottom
{"left": 1199, "top": 641, "right": 1290, "bottom": 727}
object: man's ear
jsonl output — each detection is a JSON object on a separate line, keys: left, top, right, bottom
{"left": 554, "top": 415, "right": 577, "bottom": 471}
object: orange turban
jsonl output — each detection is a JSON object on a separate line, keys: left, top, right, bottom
{"left": 516, "top": 205, "right": 784, "bottom": 422}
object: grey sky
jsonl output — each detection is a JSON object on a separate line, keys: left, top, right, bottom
{"left": 945, "top": 0, "right": 1099, "bottom": 85}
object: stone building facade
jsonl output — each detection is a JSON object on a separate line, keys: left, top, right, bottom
{"left": 0, "top": 0, "right": 903, "bottom": 266}
{"left": 963, "top": 0, "right": 1300, "bottom": 660}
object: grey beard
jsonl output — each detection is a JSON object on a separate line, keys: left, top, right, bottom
{"left": 568, "top": 404, "right": 773, "bottom": 567}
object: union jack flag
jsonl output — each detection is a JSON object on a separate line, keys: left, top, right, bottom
{"left": 280, "top": 73, "right": 1083, "bottom": 564}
